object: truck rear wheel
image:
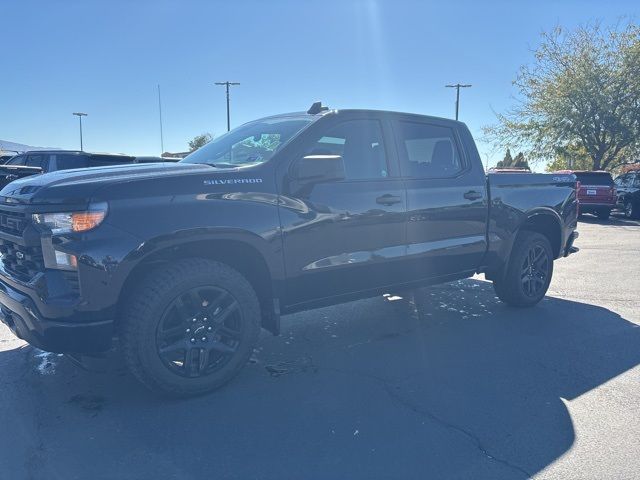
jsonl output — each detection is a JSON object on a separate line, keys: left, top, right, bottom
{"left": 493, "top": 231, "right": 553, "bottom": 307}
{"left": 120, "top": 258, "right": 260, "bottom": 397}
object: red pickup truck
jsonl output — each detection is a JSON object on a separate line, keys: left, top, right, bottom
{"left": 555, "top": 170, "right": 616, "bottom": 220}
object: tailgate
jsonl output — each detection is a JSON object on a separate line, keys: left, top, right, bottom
{"left": 578, "top": 184, "right": 616, "bottom": 203}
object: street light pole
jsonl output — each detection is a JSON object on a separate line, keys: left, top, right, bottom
{"left": 214, "top": 81, "right": 240, "bottom": 131}
{"left": 445, "top": 84, "right": 472, "bottom": 120}
{"left": 72, "top": 112, "right": 88, "bottom": 150}
{"left": 157, "top": 85, "right": 165, "bottom": 155}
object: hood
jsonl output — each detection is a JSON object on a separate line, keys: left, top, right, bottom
{"left": 0, "top": 162, "right": 212, "bottom": 206}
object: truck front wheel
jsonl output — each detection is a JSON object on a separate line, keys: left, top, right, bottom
{"left": 493, "top": 231, "right": 553, "bottom": 307}
{"left": 120, "top": 258, "right": 261, "bottom": 397}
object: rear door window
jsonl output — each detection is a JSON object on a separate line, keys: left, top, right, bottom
{"left": 395, "top": 121, "right": 463, "bottom": 178}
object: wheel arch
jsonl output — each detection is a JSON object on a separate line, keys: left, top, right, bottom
{"left": 116, "top": 232, "right": 281, "bottom": 335}
{"left": 518, "top": 209, "right": 563, "bottom": 259}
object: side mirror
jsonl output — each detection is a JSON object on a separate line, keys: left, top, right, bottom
{"left": 293, "top": 155, "right": 345, "bottom": 183}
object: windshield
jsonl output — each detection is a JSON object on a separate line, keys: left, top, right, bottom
{"left": 182, "top": 117, "right": 312, "bottom": 167}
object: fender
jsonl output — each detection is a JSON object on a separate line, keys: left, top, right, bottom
{"left": 505, "top": 207, "right": 564, "bottom": 263}
{"left": 107, "top": 226, "right": 286, "bottom": 306}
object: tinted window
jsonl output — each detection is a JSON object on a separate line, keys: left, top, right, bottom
{"left": 25, "top": 154, "right": 45, "bottom": 169}
{"left": 88, "top": 155, "right": 135, "bottom": 167}
{"left": 633, "top": 175, "right": 640, "bottom": 187}
{"left": 574, "top": 172, "right": 613, "bottom": 186}
{"left": 6, "top": 155, "right": 25, "bottom": 166}
{"left": 304, "top": 119, "right": 388, "bottom": 180}
{"left": 52, "top": 154, "right": 90, "bottom": 170}
{"left": 396, "top": 122, "right": 462, "bottom": 178}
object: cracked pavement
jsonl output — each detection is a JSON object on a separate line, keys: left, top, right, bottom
{"left": 1, "top": 214, "right": 639, "bottom": 479}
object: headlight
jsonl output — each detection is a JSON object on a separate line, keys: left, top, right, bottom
{"left": 33, "top": 202, "right": 108, "bottom": 234}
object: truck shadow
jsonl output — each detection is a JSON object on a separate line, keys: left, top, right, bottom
{"left": 0, "top": 279, "right": 638, "bottom": 479}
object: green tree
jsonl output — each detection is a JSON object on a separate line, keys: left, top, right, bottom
{"left": 484, "top": 21, "right": 640, "bottom": 171}
{"left": 513, "top": 152, "right": 529, "bottom": 169}
{"left": 545, "top": 144, "right": 594, "bottom": 171}
{"left": 496, "top": 148, "right": 514, "bottom": 168}
{"left": 188, "top": 133, "right": 213, "bottom": 152}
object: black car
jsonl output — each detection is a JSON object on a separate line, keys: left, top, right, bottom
{"left": 135, "top": 156, "right": 182, "bottom": 163}
{"left": 0, "top": 151, "right": 19, "bottom": 164}
{"left": 614, "top": 170, "right": 640, "bottom": 219}
{"left": 0, "top": 104, "right": 579, "bottom": 396}
{"left": 0, "top": 151, "right": 137, "bottom": 189}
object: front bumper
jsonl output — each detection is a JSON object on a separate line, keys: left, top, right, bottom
{"left": 0, "top": 278, "right": 113, "bottom": 353}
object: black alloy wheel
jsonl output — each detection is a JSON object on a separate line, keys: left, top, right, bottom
{"left": 520, "top": 244, "right": 549, "bottom": 298}
{"left": 156, "top": 286, "right": 242, "bottom": 378}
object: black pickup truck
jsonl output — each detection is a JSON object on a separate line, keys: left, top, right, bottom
{"left": 0, "top": 104, "right": 579, "bottom": 396}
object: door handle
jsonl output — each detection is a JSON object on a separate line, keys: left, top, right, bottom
{"left": 376, "top": 194, "right": 402, "bottom": 206}
{"left": 463, "top": 190, "right": 482, "bottom": 201}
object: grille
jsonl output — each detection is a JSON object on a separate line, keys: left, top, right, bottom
{"left": 0, "top": 239, "right": 44, "bottom": 281}
{"left": 0, "top": 210, "right": 28, "bottom": 236}
{"left": 61, "top": 270, "right": 80, "bottom": 295}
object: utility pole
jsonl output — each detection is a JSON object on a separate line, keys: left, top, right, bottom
{"left": 157, "top": 85, "right": 164, "bottom": 155}
{"left": 214, "top": 81, "right": 240, "bottom": 131}
{"left": 445, "top": 83, "right": 472, "bottom": 120}
{"left": 72, "top": 112, "right": 88, "bottom": 150}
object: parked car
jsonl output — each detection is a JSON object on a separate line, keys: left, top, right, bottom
{"left": 0, "top": 151, "right": 20, "bottom": 164}
{"left": 554, "top": 170, "right": 616, "bottom": 219}
{"left": 614, "top": 170, "right": 640, "bottom": 219}
{"left": 487, "top": 167, "right": 532, "bottom": 173}
{"left": 0, "top": 151, "right": 137, "bottom": 189}
{"left": 135, "top": 156, "right": 182, "bottom": 163}
{"left": 0, "top": 104, "right": 579, "bottom": 396}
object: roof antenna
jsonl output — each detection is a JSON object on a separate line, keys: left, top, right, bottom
{"left": 307, "top": 101, "right": 329, "bottom": 114}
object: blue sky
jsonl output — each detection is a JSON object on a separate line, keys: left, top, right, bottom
{"left": 1, "top": 0, "right": 637, "bottom": 168}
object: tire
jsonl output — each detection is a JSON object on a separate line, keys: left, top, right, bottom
{"left": 120, "top": 258, "right": 261, "bottom": 397}
{"left": 625, "top": 201, "right": 638, "bottom": 219}
{"left": 596, "top": 209, "right": 610, "bottom": 220}
{"left": 493, "top": 231, "right": 553, "bottom": 307}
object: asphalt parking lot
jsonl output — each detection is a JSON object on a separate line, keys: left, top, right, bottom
{"left": 1, "top": 214, "right": 638, "bottom": 480}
